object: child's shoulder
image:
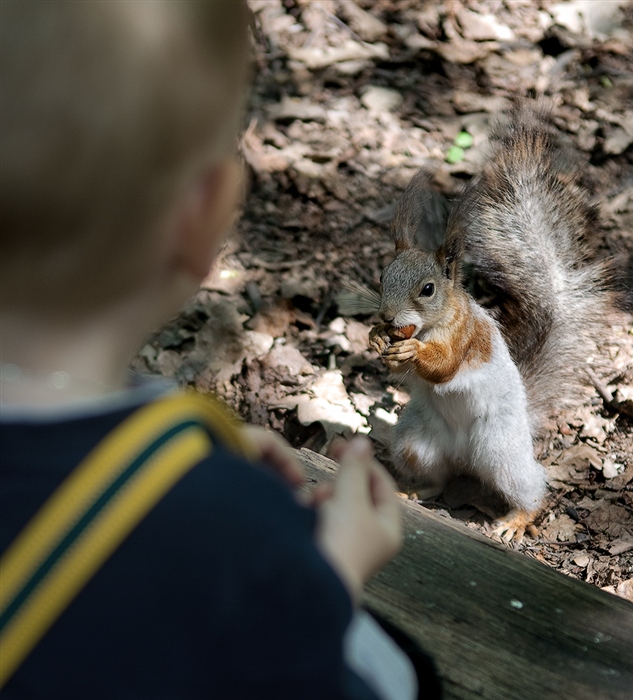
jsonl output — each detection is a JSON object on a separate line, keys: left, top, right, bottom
{"left": 1, "top": 395, "right": 351, "bottom": 617}
{"left": 0, "top": 391, "right": 310, "bottom": 545}
{"left": 0, "top": 391, "right": 335, "bottom": 592}
{"left": 0, "top": 394, "right": 355, "bottom": 696}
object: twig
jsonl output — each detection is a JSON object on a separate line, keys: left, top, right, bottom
{"left": 315, "top": 293, "right": 333, "bottom": 330}
{"left": 586, "top": 367, "right": 633, "bottom": 419}
{"left": 246, "top": 258, "right": 308, "bottom": 271}
{"left": 318, "top": 3, "right": 364, "bottom": 44}
{"left": 586, "top": 367, "right": 614, "bottom": 403}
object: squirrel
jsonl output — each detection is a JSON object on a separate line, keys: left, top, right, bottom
{"left": 361, "top": 109, "right": 611, "bottom": 540}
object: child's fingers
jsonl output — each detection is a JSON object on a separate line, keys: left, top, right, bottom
{"left": 312, "top": 481, "right": 336, "bottom": 505}
{"left": 334, "top": 437, "right": 378, "bottom": 500}
{"left": 328, "top": 435, "right": 375, "bottom": 463}
{"left": 368, "top": 464, "right": 402, "bottom": 540}
{"left": 327, "top": 437, "right": 349, "bottom": 462}
{"left": 331, "top": 439, "right": 400, "bottom": 524}
{"left": 299, "top": 481, "right": 336, "bottom": 508}
{"left": 316, "top": 439, "right": 403, "bottom": 594}
{"left": 242, "top": 426, "right": 305, "bottom": 487}
{"left": 336, "top": 442, "right": 402, "bottom": 545}
{"left": 368, "top": 461, "right": 399, "bottom": 509}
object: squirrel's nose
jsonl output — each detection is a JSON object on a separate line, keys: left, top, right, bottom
{"left": 380, "top": 311, "right": 395, "bottom": 323}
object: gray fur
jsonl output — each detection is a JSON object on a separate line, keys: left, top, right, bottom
{"left": 370, "top": 109, "right": 613, "bottom": 515}
{"left": 379, "top": 250, "right": 454, "bottom": 333}
{"left": 360, "top": 111, "right": 610, "bottom": 432}
{"left": 391, "top": 170, "right": 450, "bottom": 253}
{"left": 449, "top": 111, "right": 611, "bottom": 428}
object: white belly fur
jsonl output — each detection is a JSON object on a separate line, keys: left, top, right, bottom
{"left": 391, "top": 309, "right": 546, "bottom": 511}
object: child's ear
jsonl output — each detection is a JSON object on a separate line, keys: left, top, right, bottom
{"left": 173, "top": 158, "right": 243, "bottom": 281}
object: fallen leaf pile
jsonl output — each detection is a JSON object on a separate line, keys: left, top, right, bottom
{"left": 133, "top": 0, "right": 633, "bottom": 601}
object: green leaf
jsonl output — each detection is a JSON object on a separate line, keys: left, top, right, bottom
{"left": 600, "top": 75, "right": 613, "bottom": 88}
{"left": 446, "top": 145, "right": 465, "bottom": 163}
{"left": 454, "top": 131, "right": 474, "bottom": 148}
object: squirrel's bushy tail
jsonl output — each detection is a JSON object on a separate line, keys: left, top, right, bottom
{"left": 448, "top": 109, "right": 612, "bottom": 430}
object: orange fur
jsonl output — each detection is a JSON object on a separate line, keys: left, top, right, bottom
{"left": 492, "top": 508, "right": 539, "bottom": 541}
{"left": 411, "top": 291, "right": 493, "bottom": 384}
{"left": 462, "top": 315, "right": 493, "bottom": 367}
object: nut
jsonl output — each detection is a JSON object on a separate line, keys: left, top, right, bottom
{"left": 388, "top": 324, "right": 416, "bottom": 340}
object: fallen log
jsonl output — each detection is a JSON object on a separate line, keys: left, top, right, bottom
{"left": 297, "top": 448, "right": 633, "bottom": 700}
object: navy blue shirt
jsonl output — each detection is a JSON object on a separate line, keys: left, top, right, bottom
{"left": 0, "top": 393, "right": 379, "bottom": 699}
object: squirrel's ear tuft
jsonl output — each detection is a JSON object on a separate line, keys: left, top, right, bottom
{"left": 394, "top": 232, "right": 412, "bottom": 253}
{"left": 391, "top": 170, "right": 448, "bottom": 253}
{"left": 434, "top": 235, "right": 462, "bottom": 283}
{"left": 434, "top": 248, "right": 454, "bottom": 281}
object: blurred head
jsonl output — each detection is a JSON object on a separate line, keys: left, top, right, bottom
{"left": 1, "top": 1, "right": 250, "bottom": 317}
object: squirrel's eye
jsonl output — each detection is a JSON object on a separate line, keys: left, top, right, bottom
{"left": 419, "top": 283, "right": 435, "bottom": 297}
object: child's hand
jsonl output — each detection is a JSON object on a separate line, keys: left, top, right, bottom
{"left": 241, "top": 425, "right": 305, "bottom": 488}
{"left": 315, "top": 437, "right": 402, "bottom": 602}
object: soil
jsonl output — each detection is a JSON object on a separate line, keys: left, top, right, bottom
{"left": 132, "top": 0, "right": 633, "bottom": 601}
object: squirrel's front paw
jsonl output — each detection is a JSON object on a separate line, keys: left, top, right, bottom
{"left": 369, "top": 324, "right": 391, "bottom": 355}
{"left": 383, "top": 338, "right": 422, "bottom": 371}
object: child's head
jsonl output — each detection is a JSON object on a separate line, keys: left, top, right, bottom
{"left": 1, "top": 1, "right": 250, "bottom": 319}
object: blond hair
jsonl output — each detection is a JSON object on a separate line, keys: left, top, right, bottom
{"left": 1, "top": 1, "right": 250, "bottom": 313}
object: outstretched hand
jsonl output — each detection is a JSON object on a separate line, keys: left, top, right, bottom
{"left": 243, "top": 426, "right": 402, "bottom": 600}
{"left": 241, "top": 425, "right": 305, "bottom": 488}
{"left": 315, "top": 437, "right": 403, "bottom": 602}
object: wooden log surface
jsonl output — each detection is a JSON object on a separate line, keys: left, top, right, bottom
{"left": 297, "top": 448, "right": 633, "bottom": 700}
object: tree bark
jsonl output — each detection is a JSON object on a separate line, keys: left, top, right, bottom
{"left": 297, "top": 447, "right": 633, "bottom": 700}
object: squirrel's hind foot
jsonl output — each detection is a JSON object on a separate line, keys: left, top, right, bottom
{"left": 491, "top": 508, "right": 539, "bottom": 543}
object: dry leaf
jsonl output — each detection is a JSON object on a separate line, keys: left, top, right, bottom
{"left": 262, "top": 344, "right": 312, "bottom": 376}
{"left": 550, "top": 1, "right": 629, "bottom": 40}
{"left": 602, "top": 458, "right": 624, "bottom": 479}
{"left": 349, "top": 392, "right": 376, "bottom": 417}
{"left": 338, "top": 1, "right": 387, "bottom": 42}
{"left": 541, "top": 514, "right": 580, "bottom": 542}
{"left": 602, "top": 578, "right": 633, "bottom": 603}
{"left": 269, "top": 96, "right": 327, "bottom": 123}
{"left": 288, "top": 40, "right": 389, "bottom": 70}
{"left": 608, "top": 537, "right": 633, "bottom": 556}
{"left": 294, "top": 370, "right": 368, "bottom": 442}
{"left": 558, "top": 443, "right": 603, "bottom": 469}
{"left": 437, "top": 38, "right": 497, "bottom": 64}
{"left": 583, "top": 502, "right": 633, "bottom": 539}
{"left": 603, "top": 127, "right": 633, "bottom": 156}
{"left": 344, "top": 320, "right": 371, "bottom": 353}
{"left": 456, "top": 8, "right": 514, "bottom": 42}
{"left": 573, "top": 554, "right": 590, "bottom": 568}
{"left": 361, "top": 86, "right": 403, "bottom": 114}
{"left": 453, "top": 92, "right": 511, "bottom": 114}
{"left": 548, "top": 442, "right": 604, "bottom": 487}
{"left": 241, "top": 125, "right": 290, "bottom": 174}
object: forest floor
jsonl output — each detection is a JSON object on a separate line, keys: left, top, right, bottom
{"left": 132, "top": 0, "right": 633, "bottom": 600}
